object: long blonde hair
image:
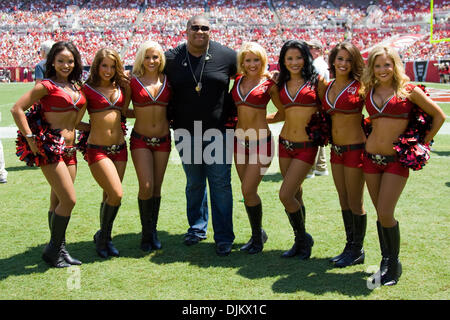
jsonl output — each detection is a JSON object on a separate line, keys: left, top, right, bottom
{"left": 237, "top": 42, "right": 269, "bottom": 77}
{"left": 132, "top": 40, "right": 166, "bottom": 77}
{"left": 359, "top": 45, "right": 410, "bottom": 98}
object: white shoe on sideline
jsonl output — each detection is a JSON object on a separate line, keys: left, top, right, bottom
{"left": 306, "top": 173, "right": 315, "bottom": 179}
{"left": 314, "top": 170, "right": 328, "bottom": 176}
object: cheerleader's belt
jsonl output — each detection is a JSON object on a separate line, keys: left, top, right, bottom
{"left": 87, "top": 143, "right": 126, "bottom": 155}
{"left": 365, "top": 151, "right": 397, "bottom": 166}
{"left": 64, "top": 146, "right": 77, "bottom": 157}
{"left": 130, "top": 130, "right": 168, "bottom": 147}
{"left": 236, "top": 135, "right": 272, "bottom": 149}
{"left": 332, "top": 143, "right": 365, "bottom": 156}
{"left": 279, "top": 137, "right": 315, "bottom": 151}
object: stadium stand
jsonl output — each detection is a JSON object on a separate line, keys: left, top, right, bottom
{"left": 0, "top": 0, "right": 448, "bottom": 82}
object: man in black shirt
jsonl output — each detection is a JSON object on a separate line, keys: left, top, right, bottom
{"left": 165, "top": 15, "right": 237, "bottom": 256}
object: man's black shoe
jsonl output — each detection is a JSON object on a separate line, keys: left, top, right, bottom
{"left": 216, "top": 243, "right": 232, "bottom": 256}
{"left": 183, "top": 234, "right": 203, "bottom": 246}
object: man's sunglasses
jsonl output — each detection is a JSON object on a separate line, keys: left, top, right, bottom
{"left": 190, "top": 25, "right": 210, "bottom": 32}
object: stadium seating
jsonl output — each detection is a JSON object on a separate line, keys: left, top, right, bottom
{"left": 0, "top": 0, "right": 448, "bottom": 70}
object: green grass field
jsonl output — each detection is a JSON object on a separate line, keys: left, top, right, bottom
{"left": 0, "top": 82, "right": 449, "bottom": 301}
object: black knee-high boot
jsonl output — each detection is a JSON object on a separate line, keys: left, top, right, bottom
{"left": 42, "top": 213, "right": 71, "bottom": 268}
{"left": 48, "top": 211, "right": 81, "bottom": 265}
{"left": 138, "top": 197, "right": 162, "bottom": 251}
{"left": 330, "top": 209, "right": 353, "bottom": 263}
{"left": 138, "top": 198, "right": 153, "bottom": 252}
{"left": 282, "top": 208, "right": 314, "bottom": 259}
{"left": 48, "top": 210, "right": 53, "bottom": 234}
{"left": 240, "top": 203, "right": 267, "bottom": 254}
{"left": 380, "top": 222, "right": 402, "bottom": 286}
{"left": 94, "top": 203, "right": 120, "bottom": 258}
{"left": 376, "top": 220, "right": 389, "bottom": 277}
{"left": 150, "top": 197, "right": 162, "bottom": 250}
{"left": 334, "top": 213, "right": 366, "bottom": 268}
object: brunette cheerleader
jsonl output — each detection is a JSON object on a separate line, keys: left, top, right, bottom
{"left": 12, "top": 41, "right": 87, "bottom": 267}
{"left": 267, "top": 40, "right": 323, "bottom": 259}
{"left": 82, "top": 48, "right": 131, "bottom": 258}
{"left": 318, "top": 42, "right": 368, "bottom": 267}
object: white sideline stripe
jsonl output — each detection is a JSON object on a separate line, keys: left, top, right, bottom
{"left": 0, "top": 127, "right": 18, "bottom": 138}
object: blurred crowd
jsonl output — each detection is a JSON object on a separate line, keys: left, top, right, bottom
{"left": 0, "top": 0, "right": 449, "bottom": 68}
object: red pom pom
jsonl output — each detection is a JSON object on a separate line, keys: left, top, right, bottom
{"left": 15, "top": 104, "right": 65, "bottom": 167}
{"left": 394, "top": 105, "right": 433, "bottom": 171}
{"left": 76, "top": 130, "right": 90, "bottom": 162}
{"left": 362, "top": 117, "right": 372, "bottom": 137}
{"left": 120, "top": 115, "right": 128, "bottom": 136}
{"left": 306, "top": 111, "right": 331, "bottom": 146}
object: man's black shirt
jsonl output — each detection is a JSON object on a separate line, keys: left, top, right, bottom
{"left": 165, "top": 41, "right": 237, "bottom": 133}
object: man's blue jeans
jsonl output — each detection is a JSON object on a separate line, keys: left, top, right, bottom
{"left": 176, "top": 130, "right": 234, "bottom": 245}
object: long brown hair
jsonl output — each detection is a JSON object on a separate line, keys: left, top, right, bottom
{"left": 328, "top": 41, "right": 364, "bottom": 82}
{"left": 86, "top": 48, "right": 129, "bottom": 88}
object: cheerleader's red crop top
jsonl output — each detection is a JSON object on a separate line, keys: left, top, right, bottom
{"left": 365, "top": 84, "right": 415, "bottom": 120}
{"left": 279, "top": 81, "right": 319, "bottom": 109}
{"left": 130, "top": 76, "right": 171, "bottom": 107}
{"left": 40, "top": 79, "right": 86, "bottom": 112}
{"left": 322, "top": 80, "right": 364, "bottom": 115}
{"left": 231, "top": 75, "right": 274, "bottom": 109}
{"left": 82, "top": 83, "right": 125, "bottom": 114}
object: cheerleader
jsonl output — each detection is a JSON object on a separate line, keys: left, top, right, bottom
{"left": 267, "top": 40, "right": 323, "bottom": 259}
{"left": 130, "top": 41, "right": 171, "bottom": 252}
{"left": 232, "top": 42, "right": 284, "bottom": 254}
{"left": 11, "top": 41, "right": 87, "bottom": 267}
{"left": 82, "top": 48, "right": 131, "bottom": 258}
{"left": 360, "top": 46, "right": 445, "bottom": 285}
{"left": 319, "top": 42, "right": 368, "bottom": 268}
